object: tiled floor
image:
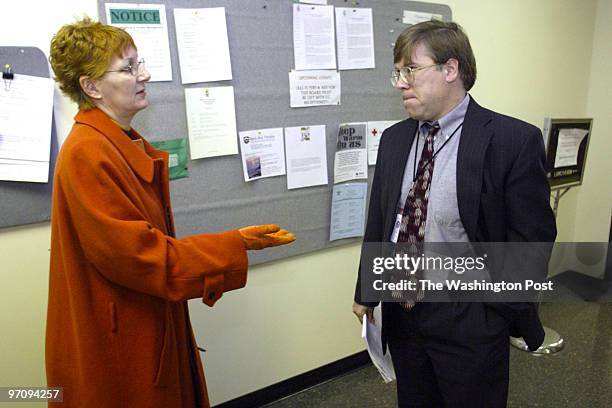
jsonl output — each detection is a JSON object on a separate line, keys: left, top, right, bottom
{"left": 265, "top": 274, "right": 612, "bottom": 408}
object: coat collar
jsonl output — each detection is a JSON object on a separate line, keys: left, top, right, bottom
{"left": 74, "top": 108, "right": 167, "bottom": 183}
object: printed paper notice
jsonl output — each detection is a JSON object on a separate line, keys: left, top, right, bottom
{"left": 554, "top": 128, "right": 589, "bottom": 168}
{"left": 336, "top": 8, "right": 375, "bottom": 70}
{"left": 293, "top": 4, "right": 336, "bottom": 70}
{"left": 367, "top": 121, "right": 399, "bottom": 165}
{"left": 289, "top": 70, "right": 340, "bottom": 108}
{"left": 239, "top": 128, "right": 286, "bottom": 182}
{"left": 185, "top": 86, "right": 238, "bottom": 159}
{"left": 0, "top": 74, "right": 54, "bottom": 182}
{"left": 299, "top": 0, "right": 327, "bottom": 4}
{"left": 285, "top": 125, "right": 328, "bottom": 189}
{"left": 334, "top": 123, "right": 368, "bottom": 184}
{"left": 173, "top": 8, "right": 232, "bottom": 84}
{"left": 330, "top": 182, "right": 367, "bottom": 241}
{"left": 106, "top": 3, "right": 173, "bottom": 82}
{"left": 402, "top": 10, "right": 443, "bottom": 25}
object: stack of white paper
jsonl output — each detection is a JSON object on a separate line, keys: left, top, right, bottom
{"left": 362, "top": 306, "right": 396, "bottom": 383}
{"left": 0, "top": 74, "right": 54, "bottom": 183}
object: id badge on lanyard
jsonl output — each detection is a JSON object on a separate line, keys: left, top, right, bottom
{"left": 390, "top": 213, "right": 403, "bottom": 243}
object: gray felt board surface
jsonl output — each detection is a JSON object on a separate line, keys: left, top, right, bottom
{"left": 0, "top": 46, "right": 58, "bottom": 228}
{"left": 97, "top": 0, "right": 451, "bottom": 265}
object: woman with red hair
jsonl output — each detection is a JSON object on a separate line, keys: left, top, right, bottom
{"left": 47, "top": 17, "right": 294, "bottom": 407}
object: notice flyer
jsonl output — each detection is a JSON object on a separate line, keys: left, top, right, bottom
{"left": 238, "top": 127, "right": 286, "bottom": 182}
{"left": 334, "top": 123, "right": 368, "bottom": 184}
{"left": 329, "top": 182, "right": 367, "bottom": 241}
{"left": 289, "top": 70, "right": 340, "bottom": 108}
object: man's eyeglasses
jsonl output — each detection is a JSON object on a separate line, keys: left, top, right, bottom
{"left": 390, "top": 64, "right": 440, "bottom": 86}
{"left": 106, "top": 59, "right": 146, "bottom": 76}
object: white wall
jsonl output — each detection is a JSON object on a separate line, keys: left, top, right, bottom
{"left": 189, "top": 244, "right": 363, "bottom": 404}
{"left": 578, "top": 0, "right": 612, "bottom": 246}
{"left": 454, "top": 0, "right": 597, "bottom": 244}
{"left": 0, "top": 0, "right": 609, "bottom": 406}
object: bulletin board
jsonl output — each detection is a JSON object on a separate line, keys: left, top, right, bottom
{"left": 97, "top": 0, "right": 452, "bottom": 264}
{"left": 0, "top": 46, "right": 58, "bottom": 228}
{"left": 543, "top": 118, "right": 593, "bottom": 189}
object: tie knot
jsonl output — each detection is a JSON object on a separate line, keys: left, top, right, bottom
{"left": 422, "top": 122, "right": 440, "bottom": 137}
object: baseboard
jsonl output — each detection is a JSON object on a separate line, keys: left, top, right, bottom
{"left": 213, "top": 350, "right": 370, "bottom": 408}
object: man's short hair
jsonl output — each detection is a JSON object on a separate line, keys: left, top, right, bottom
{"left": 394, "top": 20, "right": 477, "bottom": 91}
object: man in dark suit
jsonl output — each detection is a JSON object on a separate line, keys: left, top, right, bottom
{"left": 353, "top": 21, "right": 556, "bottom": 407}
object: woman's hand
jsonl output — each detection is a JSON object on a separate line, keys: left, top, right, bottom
{"left": 238, "top": 224, "right": 296, "bottom": 250}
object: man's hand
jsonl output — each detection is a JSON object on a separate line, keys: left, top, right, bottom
{"left": 238, "top": 224, "right": 296, "bottom": 250}
{"left": 353, "top": 302, "right": 374, "bottom": 325}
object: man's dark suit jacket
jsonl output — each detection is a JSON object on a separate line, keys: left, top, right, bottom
{"left": 355, "top": 97, "right": 557, "bottom": 351}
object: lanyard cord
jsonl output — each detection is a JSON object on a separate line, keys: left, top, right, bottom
{"left": 412, "top": 121, "right": 464, "bottom": 183}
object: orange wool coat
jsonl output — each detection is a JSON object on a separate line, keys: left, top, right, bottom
{"left": 46, "top": 108, "right": 248, "bottom": 407}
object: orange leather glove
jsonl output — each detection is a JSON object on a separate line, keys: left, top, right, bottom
{"left": 238, "top": 224, "right": 296, "bottom": 250}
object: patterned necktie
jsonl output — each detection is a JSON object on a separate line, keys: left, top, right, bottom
{"left": 395, "top": 122, "right": 440, "bottom": 309}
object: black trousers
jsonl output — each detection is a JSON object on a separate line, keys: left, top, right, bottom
{"left": 387, "top": 303, "right": 510, "bottom": 408}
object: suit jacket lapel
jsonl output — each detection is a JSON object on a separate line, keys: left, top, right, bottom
{"left": 384, "top": 119, "right": 418, "bottom": 237}
{"left": 457, "top": 98, "right": 493, "bottom": 241}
